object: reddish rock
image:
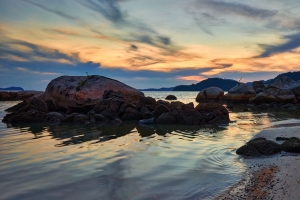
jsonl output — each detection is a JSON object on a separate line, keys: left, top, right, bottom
{"left": 44, "top": 75, "right": 144, "bottom": 109}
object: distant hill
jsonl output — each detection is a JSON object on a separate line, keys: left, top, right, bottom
{"left": 264, "top": 71, "right": 300, "bottom": 84}
{"left": 173, "top": 78, "right": 238, "bottom": 91}
{"left": 0, "top": 87, "right": 24, "bottom": 91}
{"left": 140, "top": 87, "right": 174, "bottom": 91}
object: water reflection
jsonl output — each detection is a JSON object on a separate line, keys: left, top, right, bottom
{"left": 7, "top": 121, "right": 231, "bottom": 147}
{"left": 1, "top": 100, "right": 300, "bottom": 200}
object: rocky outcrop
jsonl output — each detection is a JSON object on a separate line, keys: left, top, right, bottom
{"left": 0, "top": 91, "right": 43, "bottom": 101}
{"left": 165, "top": 95, "right": 177, "bottom": 100}
{"left": 2, "top": 75, "right": 231, "bottom": 126}
{"left": 44, "top": 75, "right": 144, "bottom": 109}
{"left": 249, "top": 76, "right": 300, "bottom": 105}
{"left": 236, "top": 138, "right": 282, "bottom": 157}
{"left": 196, "top": 87, "right": 224, "bottom": 102}
{"left": 251, "top": 88, "right": 296, "bottom": 103}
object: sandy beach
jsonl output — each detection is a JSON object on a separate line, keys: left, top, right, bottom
{"left": 216, "top": 120, "right": 300, "bottom": 200}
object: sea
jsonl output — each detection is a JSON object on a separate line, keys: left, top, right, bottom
{"left": 0, "top": 91, "right": 300, "bottom": 200}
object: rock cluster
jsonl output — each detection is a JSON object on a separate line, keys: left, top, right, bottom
{"left": 196, "top": 76, "right": 300, "bottom": 110}
{"left": 236, "top": 137, "right": 300, "bottom": 157}
{"left": 2, "top": 75, "right": 230, "bottom": 126}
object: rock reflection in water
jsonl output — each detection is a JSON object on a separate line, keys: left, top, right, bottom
{"left": 7, "top": 122, "right": 230, "bottom": 147}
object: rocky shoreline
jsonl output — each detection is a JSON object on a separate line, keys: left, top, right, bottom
{"left": 2, "top": 75, "right": 300, "bottom": 126}
{"left": 1, "top": 75, "right": 230, "bottom": 126}
{"left": 215, "top": 121, "right": 300, "bottom": 200}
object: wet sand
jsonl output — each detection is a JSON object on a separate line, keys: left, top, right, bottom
{"left": 215, "top": 120, "right": 300, "bottom": 200}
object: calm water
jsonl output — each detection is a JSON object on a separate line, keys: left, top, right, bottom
{"left": 1, "top": 91, "right": 299, "bottom": 200}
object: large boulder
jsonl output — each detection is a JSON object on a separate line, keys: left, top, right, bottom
{"left": 196, "top": 87, "right": 224, "bottom": 102}
{"left": 228, "top": 83, "right": 256, "bottom": 95}
{"left": 271, "top": 76, "right": 296, "bottom": 89}
{"left": 252, "top": 81, "right": 266, "bottom": 93}
{"left": 195, "top": 103, "right": 229, "bottom": 123}
{"left": 44, "top": 75, "right": 144, "bottom": 109}
{"left": 221, "top": 83, "right": 256, "bottom": 103}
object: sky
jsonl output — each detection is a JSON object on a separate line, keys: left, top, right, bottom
{"left": 0, "top": 0, "right": 300, "bottom": 90}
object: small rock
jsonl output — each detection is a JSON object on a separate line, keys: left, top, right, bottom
{"left": 165, "top": 95, "right": 177, "bottom": 100}
{"left": 281, "top": 137, "right": 300, "bottom": 153}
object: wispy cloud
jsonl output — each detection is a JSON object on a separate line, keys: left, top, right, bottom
{"left": 0, "top": 38, "right": 81, "bottom": 64}
{"left": 258, "top": 33, "right": 300, "bottom": 57}
{"left": 16, "top": 67, "right": 61, "bottom": 75}
{"left": 195, "top": 0, "right": 277, "bottom": 19}
{"left": 77, "top": 0, "right": 127, "bottom": 25}
{"left": 43, "top": 28, "right": 81, "bottom": 36}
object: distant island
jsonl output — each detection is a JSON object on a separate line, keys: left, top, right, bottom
{"left": 173, "top": 78, "right": 238, "bottom": 91}
{"left": 140, "top": 71, "right": 300, "bottom": 91}
{"left": 0, "top": 87, "right": 24, "bottom": 91}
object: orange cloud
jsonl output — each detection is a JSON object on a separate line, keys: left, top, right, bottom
{"left": 177, "top": 75, "right": 205, "bottom": 82}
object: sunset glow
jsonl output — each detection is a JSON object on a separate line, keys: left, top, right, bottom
{"left": 1, "top": 0, "right": 300, "bottom": 90}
